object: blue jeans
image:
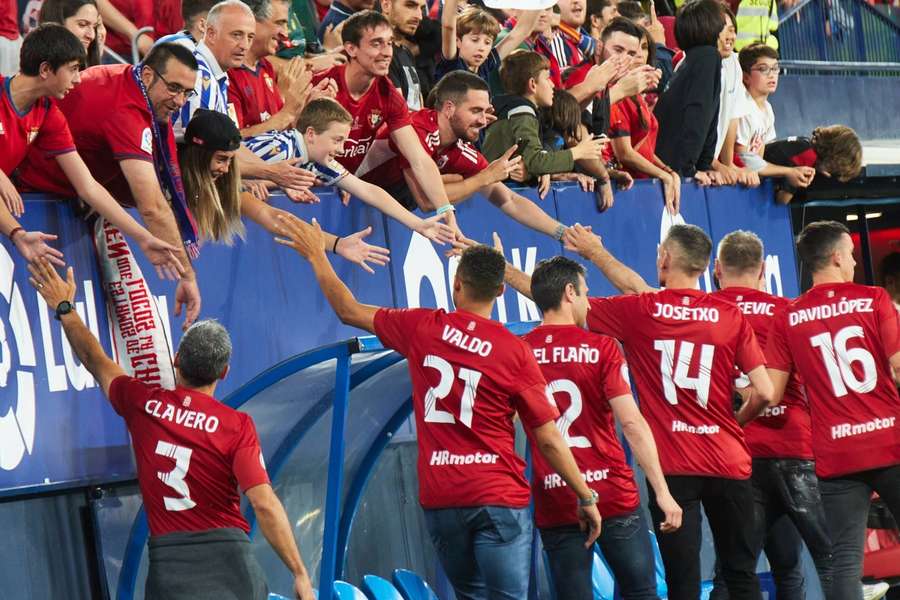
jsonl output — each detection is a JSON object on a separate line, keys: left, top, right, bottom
{"left": 423, "top": 506, "right": 532, "bottom": 600}
{"left": 540, "top": 510, "right": 657, "bottom": 600}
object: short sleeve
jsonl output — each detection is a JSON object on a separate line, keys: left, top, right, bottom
{"left": 104, "top": 106, "right": 154, "bottom": 162}
{"left": 764, "top": 309, "right": 794, "bottom": 373}
{"left": 734, "top": 315, "right": 766, "bottom": 374}
{"left": 597, "top": 339, "right": 632, "bottom": 400}
{"left": 384, "top": 81, "right": 412, "bottom": 132}
{"left": 309, "top": 157, "right": 348, "bottom": 186}
{"left": 876, "top": 288, "right": 900, "bottom": 358}
{"left": 586, "top": 296, "right": 633, "bottom": 341}
{"left": 510, "top": 349, "right": 557, "bottom": 428}
{"left": 232, "top": 415, "right": 270, "bottom": 492}
{"left": 608, "top": 99, "right": 637, "bottom": 139}
{"left": 108, "top": 375, "right": 150, "bottom": 417}
{"left": 453, "top": 146, "right": 489, "bottom": 179}
{"left": 33, "top": 102, "right": 76, "bottom": 157}
{"left": 373, "top": 308, "right": 432, "bottom": 355}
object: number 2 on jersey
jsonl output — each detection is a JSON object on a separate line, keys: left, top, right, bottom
{"left": 810, "top": 326, "right": 877, "bottom": 397}
{"left": 423, "top": 355, "right": 483, "bottom": 428}
{"left": 545, "top": 379, "right": 590, "bottom": 448}
{"left": 156, "top": 441, "right": 196, "bottom": 512}
{"left": 654, "top": 340, "right": 715, "bottom": 408}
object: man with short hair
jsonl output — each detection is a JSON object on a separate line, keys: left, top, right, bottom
{"left": 712, "top": 230, "right": 833, "bottom": 599}
{"left": 765, "top": 221, "right": 900, "bottom": 600}
{"left": 381, "top": 0, "right": 438, "bottom": 111}
{"left": 29, "top": 259, "right": 315, "bottom": 600}
{"left": 551, "top": 0, "right": 594, "bottom": 70}
{"left": 358, "top": 71, "right": 567, "bottom": 239}
{"left": 509, "top": 224, "right": 775, "bottom": 599}
{"left": 586, "top": 0, "right": 619, "bottom": 39}
{"left": 274, "top": 214, "right": 602, "bottom": 600}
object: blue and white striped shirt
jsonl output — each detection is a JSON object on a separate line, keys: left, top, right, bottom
{"left": 172, "top": 41, "right": 231, "bottom": 141}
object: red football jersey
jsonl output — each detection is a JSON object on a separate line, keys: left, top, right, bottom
{"left": 766, "top": 283, "right": 900, "bottom": 478}
{"left": 714, "top": 287, "right": 813, "bottom": 460}
{"left": 104, "top": 0, "right": 153, "bottom": 56}
{"left": 312, "top": 64, "right": 411, "bottom": 174}
{"left": 1, "top": 76, "right": 75, "bottom": 175}
{"left": 523, "top": 325, "right": 640, "bottom": 528}
{"left": 109, "top": 376, "right": 270, "bottom": 537}
{"left": 18, "top": 65, "right": 177, "bottom": 206}
{"left": 588, "top": 289, "right": 765, "bottom": 479}
{"left": 361, "top": 108, "right": 488, "bottom": 188}
{"left": 374, "top": 308, "right": 558, "bottom": 509}
{"left": 0, "top": 1, "right": 17, "bottom": 40}
{"left": 227, "top": 59, "right": 285, "bottom": 129}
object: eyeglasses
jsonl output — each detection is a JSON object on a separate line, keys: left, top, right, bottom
{"left": 150, "top": 67, "right": 197, "bottom": 100}
{"left": 751, "top": 65, "right": 781, "bottom": 76}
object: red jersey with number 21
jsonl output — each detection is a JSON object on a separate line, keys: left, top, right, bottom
{"left": 374, "top": 308, "right": 558, "bottom": 509}
{"left": 588, "top": 289, "right": 765, "bottom": 479}
{"left": 524, "top": 325, "right": 640, "bottom": 528}
{"left": 109, "top": 376, "right": 270, "bottom": 536}
{"left": 766, "top": 283, "right": 900, "bottom": 478}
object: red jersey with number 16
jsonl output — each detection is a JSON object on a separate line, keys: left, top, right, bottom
{"left": 714, "top": 287, "right": 813, "bottom": 460}
{"left": 374, "top": 308, "right": 558, "bottom": 509}
{"left": 109, "top": 376, "right": 270, "bottom": 537}
{"left": 766, "top": 283, "right": 900, "bottom": 478}
{"left": 524, "top": 325, "right": 640, "bottom": 528}
{"left": 588, "top": 289, "right": 765, "bottom": 479}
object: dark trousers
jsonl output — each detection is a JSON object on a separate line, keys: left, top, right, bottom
{"left": 821, "top": 464, "right": 900, "bottom": 600}
{"left": 711, "top": 458, "right": 834, "bottom": 600}
{"left": 540, "top": 510, "right": 657, "bottom": 600}
{"left": 648, "top": 475, "right": 761, "bottom": 600}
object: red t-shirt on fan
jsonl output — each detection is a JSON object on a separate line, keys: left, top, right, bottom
{"left": 360, "top": 108, "right": 488, "bottom": 188}
{"left": 109, "top": 376, "right": 270, "bottom": 537}
{"left": 714, "top": 287, "right": 813, "bottom": 460}
{"left": 312, "top": 64, "right": 410, "bottom": 174}
{"left": 0, "top": 1, "right": 18, "bottom": 40}
{"left": 523, "top": 325, "right": 640, "bottom": 528}
{"left": 227, "top": 59, "right": 285, "bottom": 129}
{"left": 766, "top": 282, "right": 900, "bottom": 479}
{"left": 588, "top": 289, "right": 765, "bottom": 479}
{"left": 0, "top": 76, "right": 75, "bottom": 175}
{"left": 374, "top": 308, "right": 559, "bottom": 509}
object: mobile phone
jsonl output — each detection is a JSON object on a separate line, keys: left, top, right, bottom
{"left": 513, "top": 137, "right": 529, "bottom": 157}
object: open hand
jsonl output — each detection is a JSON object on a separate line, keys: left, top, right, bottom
{"left": 137, "top": 235, "right": 184, "bottom": 281}
{"left": 274, "top": 213, "right": 326, "bottom": 260}
{"left": 334, "top": 226, "right": 391, "bottom": 273}
{"left": 13, "top": 229, "right": 65, "bottom": 267}
{"left": 28, "top": 257, "right": 76, "bottom": 308}
{"left": 563, "top": 223, "right": 603, "bottom": 259}
{"left": 416, "top": 213, "right": 456, "bottom": 245}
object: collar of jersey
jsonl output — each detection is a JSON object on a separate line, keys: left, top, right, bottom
{"left": 196, "top": 41, "right": 228, "bottom": 83}
{"left": 3, "top": 76, "right": 34, "bottom": 118}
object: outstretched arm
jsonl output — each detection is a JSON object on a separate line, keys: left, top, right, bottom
{"left": 28, "top": 259, "right": 125, "bottom": 396}
{"left": 563, "top": 224, "right": 656, "bottom": 295}
{"left": 441, "top": 0, "right": 459, "bottom": 60}
{"left": 274, "top": 214, "right": 380, "bottom": 333}
{"left": 495, "top": 10, "right": 540, "bottom": 58}
{"left": 484, "top": 183, "right": 563, "bottom": 238}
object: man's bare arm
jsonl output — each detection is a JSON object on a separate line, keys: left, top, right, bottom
{"left": 484, "top": 182, "right": 562, "bottom": 238}
{"left": 563, "top": 224, "right": 655, "bottom": 295}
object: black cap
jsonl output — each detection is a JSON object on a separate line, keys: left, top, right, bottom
{"left": 184, "top": 109, "right": 241, "bottom": 152}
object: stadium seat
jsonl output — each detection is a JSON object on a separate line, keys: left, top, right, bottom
{"left": 362, "top": 574, "right": 404, "bottom": 599}
{"left": 392, "top": 569, "right": 440, "bottom": 600}
{"left": 333, "top": 581, "right": 368, "bottom": 600}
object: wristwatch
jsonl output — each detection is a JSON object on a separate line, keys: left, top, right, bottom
{"left": 578, "top": 490, "right": 599, "bottom": 507}
{"left": 54, "top": 300, "right": 74, "bottom": 320}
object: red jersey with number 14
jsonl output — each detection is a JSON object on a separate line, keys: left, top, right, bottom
{"left": 374, "top": 308, "right": 558, "bottom": 509}
{"left": 109, "top": 376, "right": 270, "bottom": 537}
{"left": 524, "top": 325, "right": 640, "bottom": 528}
{"left": 588, "top": 289, "right": 765, "bottom": 479}
{"left": 714, "top": 287, "right": 813, "bottom": 460}
{"left": 766, "top": 283, "right": 900, "bottom": 478}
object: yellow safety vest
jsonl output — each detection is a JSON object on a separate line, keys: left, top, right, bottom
{"left": 735, "top": 0, "right": 780, "bottom": 50}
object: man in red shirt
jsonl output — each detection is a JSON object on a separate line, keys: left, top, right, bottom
{"left": 524, "top": 255, "right": 682, "bottom": 600}
{"left": 274, "top": 214, "right": 602, "bottom": 600}
{"left": 712, "top": 230, "right": 833, "bottom": 599}
{"left": 358, "top": 71, "right": 565, "bottom": 239}
{"left": 28, "top": 258, "right": 315, "bottom": 600}
{"left": 765, "top": 220, "right": 900, "bottom": 600}
{"left": 515, "top": 224, "right": 775, "bottom": 600}
{"left": 312, "top": 10, "right": 461, "bottom": 234}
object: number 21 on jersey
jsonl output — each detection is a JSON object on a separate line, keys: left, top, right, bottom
{"left": 423, "top": 355, "right": 483, "bottom": 428}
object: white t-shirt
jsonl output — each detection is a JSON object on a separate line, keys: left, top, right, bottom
{"left": 736, "top": 93, "right": 776, "bottom": 171}
{"left": 715, "top": 53, "right": 753, "bottom": 159}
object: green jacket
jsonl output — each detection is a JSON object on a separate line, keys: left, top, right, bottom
{"left": 482, "top": 95, "right": 574, "bottom": 185}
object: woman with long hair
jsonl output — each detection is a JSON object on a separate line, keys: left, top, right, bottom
{"left": 39, "top": 0, "right": 103, "bottom": 66}
{"left": 180, "top": 109, "right": 390, "bottom": 272}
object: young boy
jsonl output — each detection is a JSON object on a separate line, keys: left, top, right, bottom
{"left": 482, "top": 50, "right": 605, "bottom": 187}
{"left": 435, "top": 0, "right": 540, "bottom": 83}
{"left": 244, "top": 98, "right": 454, "bottom": 244}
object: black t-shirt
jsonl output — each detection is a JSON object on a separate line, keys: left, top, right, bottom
{"left": 389, "top": 43, "right": 424, "bottom": 111}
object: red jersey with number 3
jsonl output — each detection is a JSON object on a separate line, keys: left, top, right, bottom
{"left": 588, "top": 289, "right": 765, "bottom": 479}
{"left": 374, "top": 308, "right": 558, "bottom": 509}
{"left": 312, "top": 64, "right": 411, "bottom": 174}
{"left": 523, "top": 325, "right": 640, "bottom": 528}
{"left": 109, "top": 376, "right": 270, "bottom": 536}
{"left": 714, "top": 287, "right": 813, "bottom": 460}
{"left": 765, "top": 283, "right": 900, "bottom": 478}
{"left": 1, "top": 76, "right": 76, "bottom": 175}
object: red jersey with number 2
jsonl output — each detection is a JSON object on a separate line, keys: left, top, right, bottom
{"left": 714, "top": 287, "right": 813, "bottom": 460}
{"left": 374, "top": 308, "right": 558, "bottom": 509}
{"left": 524, "top": 325, "right": 640, "bottom": 528}
{"left": 766, "top": 283, "right": 900, "bottom": 478}
{"left": 109, "top": 376, "right": 270, "bottom": 536}
{"left": 588, "top": 289, "right": 765, "bottom": 479}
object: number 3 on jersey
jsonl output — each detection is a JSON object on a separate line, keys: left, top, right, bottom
{"left": 156, "top": 441, "right": 196, "bottom": 512}
{"left": 423, "top": 355, "right": 483, "bottom": 428}
{"left": 654, "top": 339, "right": 715, "bottom": 408}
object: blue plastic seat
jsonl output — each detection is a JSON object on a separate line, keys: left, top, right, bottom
{"left": 333, "top": 580, "right": 368, "bottom": 600}
{"left": 362, "top": 574, "right": 404, "bottom": 600}
{"left": 392, "top": 569, "right": 440, "bottom": 600}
